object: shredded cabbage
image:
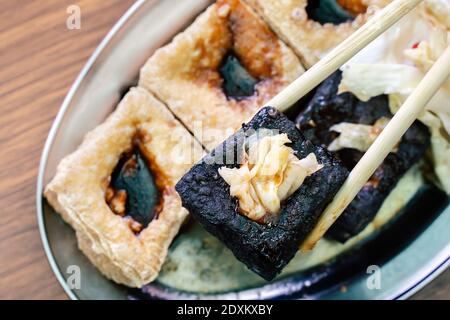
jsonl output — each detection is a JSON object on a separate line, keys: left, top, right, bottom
{"left": 328, "top": 117, "right": 392, "bottom": 152}
{"left": 424, "top": 0, "right": 450, "bottom": 28}
{"left": 218, "top": 133, "right": 323, "bottom": 222}
{"left": 339, "top": 3, "right": 450, "bottom": 193}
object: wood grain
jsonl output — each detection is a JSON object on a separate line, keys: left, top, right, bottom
{"left": 0, "top": 0, "right": 447, "bottom": 300}
{"left": 0, "top": 0, "right": 134, "bottom": 300}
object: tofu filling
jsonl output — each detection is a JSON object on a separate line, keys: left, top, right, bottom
{"left": 106, "top": 142, "right": 161, "bottom": 234}
{"left": 305, "top": 0, "right": 366, "bottom": 25}
{"left": 218, "top": 133, "right": 323, "bottom": 223}
{"left": 219, "top": 53, "right": 258, "bottom": 100}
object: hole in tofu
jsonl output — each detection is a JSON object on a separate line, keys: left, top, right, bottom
{"left": 305, "top": 0, "right": 367, "bottom": 25}
{"left": 219, "top": 52, "right": 258, "bottom": 100}
{"left": 106, "top": 140, "right": 161, "bottom": 234}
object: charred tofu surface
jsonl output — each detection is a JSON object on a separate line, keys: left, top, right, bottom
{"left": 296, "top": 71, "right": 431, "bottom": 242}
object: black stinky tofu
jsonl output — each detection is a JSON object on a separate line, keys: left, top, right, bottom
{"left": 296, "top": 71, "right": 431, "bottom": 242}
{"left": 176, "top": 107, "right": 348, "bottom": 280}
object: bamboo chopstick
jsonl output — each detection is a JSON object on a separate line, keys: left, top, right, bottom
{"left": 266, "top": 0, "right": 423, "bottom": 112}
{"left": 301, "top": 45, "right": 450, "bottom": 251}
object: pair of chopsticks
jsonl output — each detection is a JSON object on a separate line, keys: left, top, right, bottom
{"left": 263, "top": 0, "right": 450, "bottom": 251}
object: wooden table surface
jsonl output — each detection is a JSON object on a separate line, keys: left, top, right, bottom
{"left": 0, "top": 0, "right": 448, "bottom": 300}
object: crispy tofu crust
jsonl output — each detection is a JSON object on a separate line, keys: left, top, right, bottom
{"left": 244, "top": 0, "right": 390, "bottom": 68}
{"left": 139, "top": 0, "right": 304, "bottom": 151}
{"left": 44, "top": 88, "right": 204, "bottom": 287}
